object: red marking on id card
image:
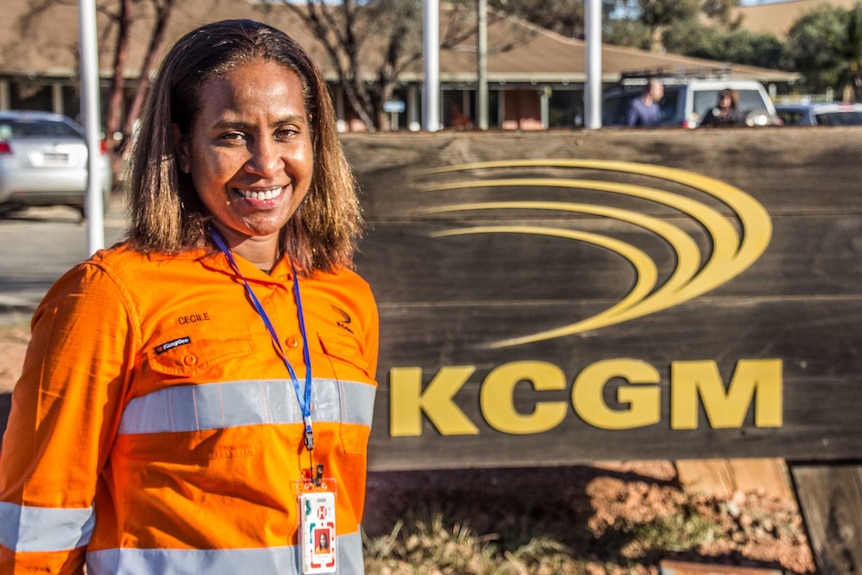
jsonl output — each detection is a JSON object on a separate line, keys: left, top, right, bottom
{"left": 299, "top": 491, "right": 336, "bottom": 574}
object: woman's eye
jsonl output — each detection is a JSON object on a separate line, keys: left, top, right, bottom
{"left": 214, "top": 131, "right": 247, "bottom": 144}
{"left": 275, "top": 126, "right": 300, "bottom": 140}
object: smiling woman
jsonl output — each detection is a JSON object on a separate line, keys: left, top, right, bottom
{"left": 0, "top": 19, "right": 379, "bottom": 575}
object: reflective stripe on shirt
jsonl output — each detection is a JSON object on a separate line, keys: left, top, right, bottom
{"left": 118, "top": 378, "right": 375, "bottom": 435}
{"left": 0, "top": 501, "right": 95, "bottom": 552}
{"left": 86, "top": 529, "right": 365, "bottom": 575}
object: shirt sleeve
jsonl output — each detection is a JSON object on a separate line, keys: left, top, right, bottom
{"left": 625, "top": 101, "right": 639, "bottom": 126}
{"left": 363, "top": 288, "right": 380, "bottom": 384}
{"left": 0, "top": 261, "right": 136, "bottom": 573}
{"left": 699, "top": 108, "right": 716, "bottom": 127}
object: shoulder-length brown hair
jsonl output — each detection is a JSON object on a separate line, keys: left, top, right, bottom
{"left": 720, "top": 89, "right": 740, "bottom": 109}
{"left": 128, "top": 19, "right": 362, "bottom": 273}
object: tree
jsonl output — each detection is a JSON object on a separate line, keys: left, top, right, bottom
{"left": 487, "top": 0, "right": 624, "bottom": 40}
{"left": 15, "top": 0, "right": 179, "bottom": 180}
{"left": 785, "top": 4, "right": 849, "bottom": 95}
{"left": 276, "top": 0, "right": 423, "bottom": 131}
{"left": 277, "top": 0, "right": 527, "bottom": 131}
{"left": 113, "top": 0, "right": 177, "bottom": 163}
{"left": 604, "top": 0, "right": 700, "bottom": 49}
{"left": 701, "top": 0, "right": 742, "bottom": 29}
{"left": 832, "top": 3, "right": 862, "bottom": 101}
{"left": 721, "top": 29, "right": 785, "bottom": 71}
{"left": 493, "top": 0, "right": 585, "bottom": 38}
{"left": 660, "top": 18, "right": 722, "bottom": 57}
{"left": 604, "top": 17, "right": 652, "bottom": 50}
{"left": 637, "top": 0, "right": 701, "bottom": 34}
{"left": 662, "top": 19, "right": 785, "bottom": 70}
{"left": 602, "top": 0, "right": 742, "bottom": 49}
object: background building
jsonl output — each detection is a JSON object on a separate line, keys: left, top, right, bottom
{"left": 0, "top": 0, "right": 797, "bottom": 132}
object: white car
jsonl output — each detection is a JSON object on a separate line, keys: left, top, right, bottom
{"left": 603, "top": 73, "right": 780, "bottom": 128}
{"left": 0, "top": 110, "right": 113, "bottom": 216}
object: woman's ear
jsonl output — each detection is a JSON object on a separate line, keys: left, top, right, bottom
{"left": 171, "top": 123, "right": 190, "bottom": 174}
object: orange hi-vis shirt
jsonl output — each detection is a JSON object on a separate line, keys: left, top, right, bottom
{"left": 0, "top": 243, "right": 379, "bottom": 574}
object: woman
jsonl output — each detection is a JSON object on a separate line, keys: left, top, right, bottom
{"left": 0, "top": 19, "right": 379, "bottom": 574}
{"left": 699, "top": 88, "right": 747, "bottom": 127}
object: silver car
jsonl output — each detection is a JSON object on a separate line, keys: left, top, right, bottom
{"left": 775, "top": 102, "right": 862, "bottom": 126}
{"left": 0, "top": 110, "right": 112, "bottom": 216}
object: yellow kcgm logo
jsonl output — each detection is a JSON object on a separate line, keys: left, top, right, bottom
{"left": 389, "top": 160, "right": 782, "bottom": 438}
{"left": 390, "top": 358, "right": 783, "bottom": 437}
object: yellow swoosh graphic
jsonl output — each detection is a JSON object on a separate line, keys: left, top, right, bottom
{"left": 418, "top": 160, "right": 772, "bottom": 348}
{"left": 426, "top": 202, "right": 698, "bottom": 346}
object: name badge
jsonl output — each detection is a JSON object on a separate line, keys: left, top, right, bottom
{"left": 297, "top": 466, "right": 337, "bottom": 575}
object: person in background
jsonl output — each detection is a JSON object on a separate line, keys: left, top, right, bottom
{"left": 448, "top": 102, "right": 473, "bottom": 130}
{"left": 625, "top": 77, "right": 664, "bottom": 127}
{"left": 0, "top": 19, "right": 379, "bottom": 574}
{"left": 699, "top": 88, "right": 748, "bottom": 127}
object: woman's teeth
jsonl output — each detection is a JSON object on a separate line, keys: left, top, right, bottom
{"left": 237, "top": 187, "right": 284, "bottom": 200}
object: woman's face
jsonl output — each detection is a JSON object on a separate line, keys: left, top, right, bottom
{"left": 175, "top": 59, "right": 314, "bottom": 247}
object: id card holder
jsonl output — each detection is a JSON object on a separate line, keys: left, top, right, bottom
{"left": 296, "top": 465, "right": 337, "bottom": 574}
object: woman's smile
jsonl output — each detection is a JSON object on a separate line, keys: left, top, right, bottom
{"left": 233, "top": 185, "right": 285, "bottom": 202}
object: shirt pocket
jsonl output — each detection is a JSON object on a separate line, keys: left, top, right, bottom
{"left": 143, "top": 334, "right": 259, "bottom": 381}
{"left": 317, "top": 331, "right": 372, "bottom": 381}
{"left": 316, "top": 331, "right": 376, "bottom": 455}
{"left": 121, "top": 335, "right": 268, "bottom": 461}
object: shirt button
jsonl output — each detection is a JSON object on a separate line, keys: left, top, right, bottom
{"left": 286, "top": 337, "right": 299, "bottom": 349}
{"left": 183, "top": 355, "right": 197, "bottom": 366}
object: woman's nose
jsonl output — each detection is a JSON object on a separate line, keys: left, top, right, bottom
{"left": 245, "top": 138, "right": 281, "bottom": 176}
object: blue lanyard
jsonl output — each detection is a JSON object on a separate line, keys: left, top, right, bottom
{"left": 210, "top": 228, "right": 315, "bottom": 452}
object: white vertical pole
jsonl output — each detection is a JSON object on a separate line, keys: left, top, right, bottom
{"left": 79, "top": 0, "right": 105, "bottom": 253}
{"left": 423, "top": 0, "right": 440, "bottom": 131}
{"left": 477, "top": 0, "right": 489, "bottom": 130}
{"left": 540, "top": 87, "right": 550, "bottom": 129}
{"left": 0, "top": 80, "right": 9, "bottom": 109}
{"left": 52, "top": 84, "right": 64, "bottom": 115}
{"left": 584, "top": 0, "right": 602, "bottom": 130}
{"left": 408, "top": 86, "right": 421, "bottom": 131}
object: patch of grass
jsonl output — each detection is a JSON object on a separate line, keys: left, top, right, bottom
{"left": 618, "top": 508, "right": 716, "bottom": 552}
{"left": 362, "top": 503, "right": 719, "bottom": 574}
{"left": 363, "top": 509, "right": 498, "bottom": 574}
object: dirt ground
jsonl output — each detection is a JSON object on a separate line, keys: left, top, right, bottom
{"left": 0, "top": 322, "right": 29, "bottom": 395}
{"left": 363, "top": 460, "right": 815, "bottom": 574}
{"left": 0, "top": 324, "right": 816, "bottom": 573}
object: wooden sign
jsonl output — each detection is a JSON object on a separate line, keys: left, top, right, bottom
{"left": 341, "top": 128, "right": 862, "bottom": 471}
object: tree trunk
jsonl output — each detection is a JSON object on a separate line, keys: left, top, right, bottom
{"left": 106, "top": 0, "right": 132, "bottom": 184}
{"left": 119, "top": 0, "right": 176, "bottom": 164}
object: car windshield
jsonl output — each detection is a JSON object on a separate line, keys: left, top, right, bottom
{"left": 776, "top": 109, "right": 805, "bottom": 125}
{"left": 658, "top": 90, "right": 679, "bottom": 123}
{"left": 815, "top": 110, "right": 862, "bottom": 126}
{"left": 0, "top": 118, "right": 81, "bottom": 138}
{"left": 692, "top": 89, "right": 767, "bottom": 119}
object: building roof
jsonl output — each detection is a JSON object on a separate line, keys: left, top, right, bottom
{"left": 0, "top": 0, "right": 797, "bottom": 85}
{"left": 731, "top": 0, "right": 860, "bottom": 37}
